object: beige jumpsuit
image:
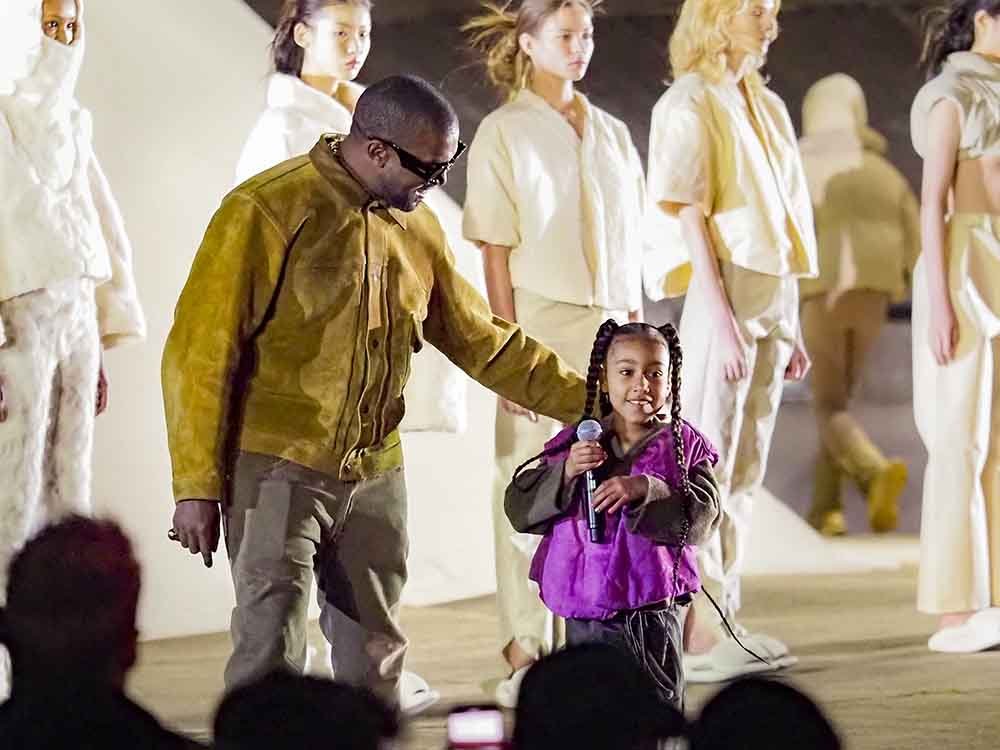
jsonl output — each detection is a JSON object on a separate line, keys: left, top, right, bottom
{"left": 911, "top": 52, "right": 1000, "bottom": 614}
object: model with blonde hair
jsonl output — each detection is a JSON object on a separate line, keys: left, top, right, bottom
{"left": 462, "top": 0, "right": 645, "bottom": 706}
{"left": 645, "top": 0, "right": 816, "bottom": 682}
{"left": 910, "top": 0, "right": 1000, "bottom": 653}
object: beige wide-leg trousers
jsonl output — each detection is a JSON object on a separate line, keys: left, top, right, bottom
{"left": 492, "top": 288, "right": 626, "bottom": 659}
{"left": 914, "top": 214, "right": 1000, "bottom": 615}
{"left": 801, "top": 290, "right": 890, "bottom": 516}
{"left": 680, "top": 263, "right": 798, "bottom": 622}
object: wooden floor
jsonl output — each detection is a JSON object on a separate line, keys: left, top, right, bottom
{"left": 131, "top": 553, "right": 1000, "bottom": 749}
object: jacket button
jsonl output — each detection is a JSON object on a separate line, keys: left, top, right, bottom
{"left": 361, "top": 405, "right": 370, "bottom": 415}
{"left": 372, "top": 340, "right": 380, "bottom": 349}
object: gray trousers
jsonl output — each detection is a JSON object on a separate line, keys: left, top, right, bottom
{"left": 223, "top": 452, "right": 408, "bottom": 703}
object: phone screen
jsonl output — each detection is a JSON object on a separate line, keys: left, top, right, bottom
{"left": 447, "top": 707, "right": 505, "bottom": 746}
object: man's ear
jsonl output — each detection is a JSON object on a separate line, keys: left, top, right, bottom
{"left": 366, "top": 139, "right": 391, "bottom": 169}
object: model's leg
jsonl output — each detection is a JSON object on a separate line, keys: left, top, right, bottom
{"left": 41, "top": 281, "right": 100, "bottom": 521}
{"left": 826, "top": 291, "right": 903, "bottom": 531}
{"left": 491, "top": 290, "right": 623, "bottom": 684}
{"left": 984, "top": 336, "right": 1000, "bottom": 608}
{"left": 912, "top": 261, "right": 992, "bottom": 623}
{"left": 0, "top": 290, "right": 62, "bottom": 696}
{"left": 677, "top": 274, "right": 754, "bottom": 651}
{"left": 319, "top": 466, "right": 408, "bottom": 705}
{"left": 223, "top": 452, "right": 337, "bottom": 690}
{"left": 801, "top": 295, "right": 848, "bottom": 535}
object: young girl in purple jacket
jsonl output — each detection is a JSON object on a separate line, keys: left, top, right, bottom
{"left": 505, "top": 320, "right": 722, "bottom": 709}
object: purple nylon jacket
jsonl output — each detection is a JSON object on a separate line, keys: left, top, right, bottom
{"left": 529, "top": 420, "right": 718, "bottom": 620}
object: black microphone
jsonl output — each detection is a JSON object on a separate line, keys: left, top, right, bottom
{"left": 576, "top": 419, "right": 604, "bottom": 543}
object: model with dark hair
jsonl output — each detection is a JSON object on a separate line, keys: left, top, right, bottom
{"left": 911, "top": 0, "right": 1000, "bottom": 652}
{"left": 505, "top": 320, "right": 721, "bottom": 711}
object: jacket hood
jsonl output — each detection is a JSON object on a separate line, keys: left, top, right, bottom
{"left": 0, "top": 0, "right": 42, "bottom": 95}
{"left": 801, "top": 73, "right": 886, "bottom": 154}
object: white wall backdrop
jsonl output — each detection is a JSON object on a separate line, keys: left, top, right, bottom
{"left": 79, "top": 0, "right": 497, "bottom": 641}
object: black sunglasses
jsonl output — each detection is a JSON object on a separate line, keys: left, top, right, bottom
{"left": 358, "top": 124, "right": 468, "bottom": 187}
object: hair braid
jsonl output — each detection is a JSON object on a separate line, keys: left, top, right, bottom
{"left": 659, "top": 322, "right": 692, "bottom": 610}
{"left": 584, "top": 318, "right": 620, "bottom": 418}
{"left": 512, "top": 318, "right": 619, "bottom": 490}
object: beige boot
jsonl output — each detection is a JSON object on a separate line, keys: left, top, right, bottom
{"left": 807, "top": 449, "right": 847, "bottom": 536}
{"left": 866, "top": 459, "right": 907, "bottom": 533}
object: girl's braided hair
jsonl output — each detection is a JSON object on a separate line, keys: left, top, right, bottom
{"left": 512, "top": 320, "right": 693, "bottom": 604}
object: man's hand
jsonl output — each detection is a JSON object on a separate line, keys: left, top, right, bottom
{"left": 501, "top": 398, "right": 537, "bottom": 422}
{"left": 564, "top": 440, "right": 606, "bottom": 482}
{"left": 96, "top": 364, "right": 108, "bottom": 416}
{"left": 171, "top": 500, "right": 222, "bottom": 568}
{"left": 592, "top": 475, "right": 648, "bottom": 514}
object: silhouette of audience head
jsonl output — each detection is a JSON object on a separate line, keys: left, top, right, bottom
{"left": 512, "top": 643, "right": 685, "bottom": 750}
{"left": 689, "top": 676, "right": 841, "bottom": 750}
{"left": 0, "top": 515, "right": 141, "bottom": 689}
{"left": 214, "top": 671, "right": 401, "bottom": 750}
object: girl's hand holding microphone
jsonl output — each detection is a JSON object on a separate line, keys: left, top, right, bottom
{"left": 564, "top": 439, "right": 606, "bottom": 481}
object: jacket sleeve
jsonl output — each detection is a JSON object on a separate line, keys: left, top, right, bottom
{"left": 624, "top": 461, "right": 722, "bottom": 546}
{"left": 504, "top": 460, "right": 576, "bottom": 534}
{"left": 161, "top": 192, "right": 289, "bottom": 502}
{"left": 89, "top": 153, "right": 147, "bottom": 349}
{"left": 422, "top": 240, "right": 586, "bottom": 424}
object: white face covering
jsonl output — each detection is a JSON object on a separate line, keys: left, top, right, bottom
{"left": 0, "top": 0, "right": 43, "bottom": 95}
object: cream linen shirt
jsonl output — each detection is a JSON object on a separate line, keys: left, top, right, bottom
{"left": 462, "top": 88, "right": 644, "bottom": 312}
{"left": 644, "top": 73, "right": 818, "bottom": 299}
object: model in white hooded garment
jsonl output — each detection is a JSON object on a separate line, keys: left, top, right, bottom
{"left": 0, "top": 0, "right": 145, "bottom": 693}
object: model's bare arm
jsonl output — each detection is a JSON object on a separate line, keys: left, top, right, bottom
{"left": 674, "top": 203, "right": 749, "bottom": 381}
{"left": 920, "top": 99, "right": 962, "bottom": 366}
{"left": 480, "top": 242, "right": 537, "bottom": 422}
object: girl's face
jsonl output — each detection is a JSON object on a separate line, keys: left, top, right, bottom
{"left": 724, "top": 0, "right": 779, "bottom": 62}
{"left": 520, "top": 3, "right": 595, "bottom": 84}
{"left": 297, "top": 3, "right": 372, "bottom": 82}
{"left": 41, "top": 0, "right": 78, "bottom": 46}
{"left": 602, "top": 336, "right": 671, "bottom": 431}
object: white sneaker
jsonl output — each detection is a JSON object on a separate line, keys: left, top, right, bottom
{"left": 494, "top": 665, "right": 531, "bottom": 709}
{"left": 399, "top": 671, "right": 441, "bottom": 716}
{"left": 928, "top": 609, "right": 1000, "bottom": 653}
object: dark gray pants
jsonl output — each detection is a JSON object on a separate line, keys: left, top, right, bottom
{"left": 223, "top": 452, "right": 408, "bottom": 704}
{"left": 566, "top": 604, "right": 685, "bottom": 711}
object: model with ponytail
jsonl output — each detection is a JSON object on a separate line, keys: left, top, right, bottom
{"left": 504, "top": 320, "right": 722, "bottom": 710}
{"left": 910, "top": 1, "right": 1000, "bottom": 653}
{"left": 461, "top": 0, "right": 646, "bottom": 707}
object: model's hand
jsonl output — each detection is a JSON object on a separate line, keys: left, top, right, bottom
{"left": 564, "top": 440, "right": 606, "bottom": 481}
{"left": 716, "top": 307, "right": 749, "bottom": 382}
{"left": 171, "top": 500, "right": 221, "bottom": 568}
{"left": 929, "top": 298, "right": 959, "bottom": 366}
{"left": 593, "top": 475, "right": 648, "bottom": 514}
{"left": 785, "top": 339, "right": 811, "bottom": 381}
{"left": 0, "top": 375, "right": 6, "bottom": 423}
{"left": 501, "top": 398, "right": 538, "bottom": 422}
{"left": 96, "top": 365, "right": 108, "bottom": 416}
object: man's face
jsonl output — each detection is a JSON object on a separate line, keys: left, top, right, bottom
{"left": 41, "top": 0, "right": 78, "bottom": 46}
{"left": 372, "top": 126, "right": 461, "bottom": 212}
